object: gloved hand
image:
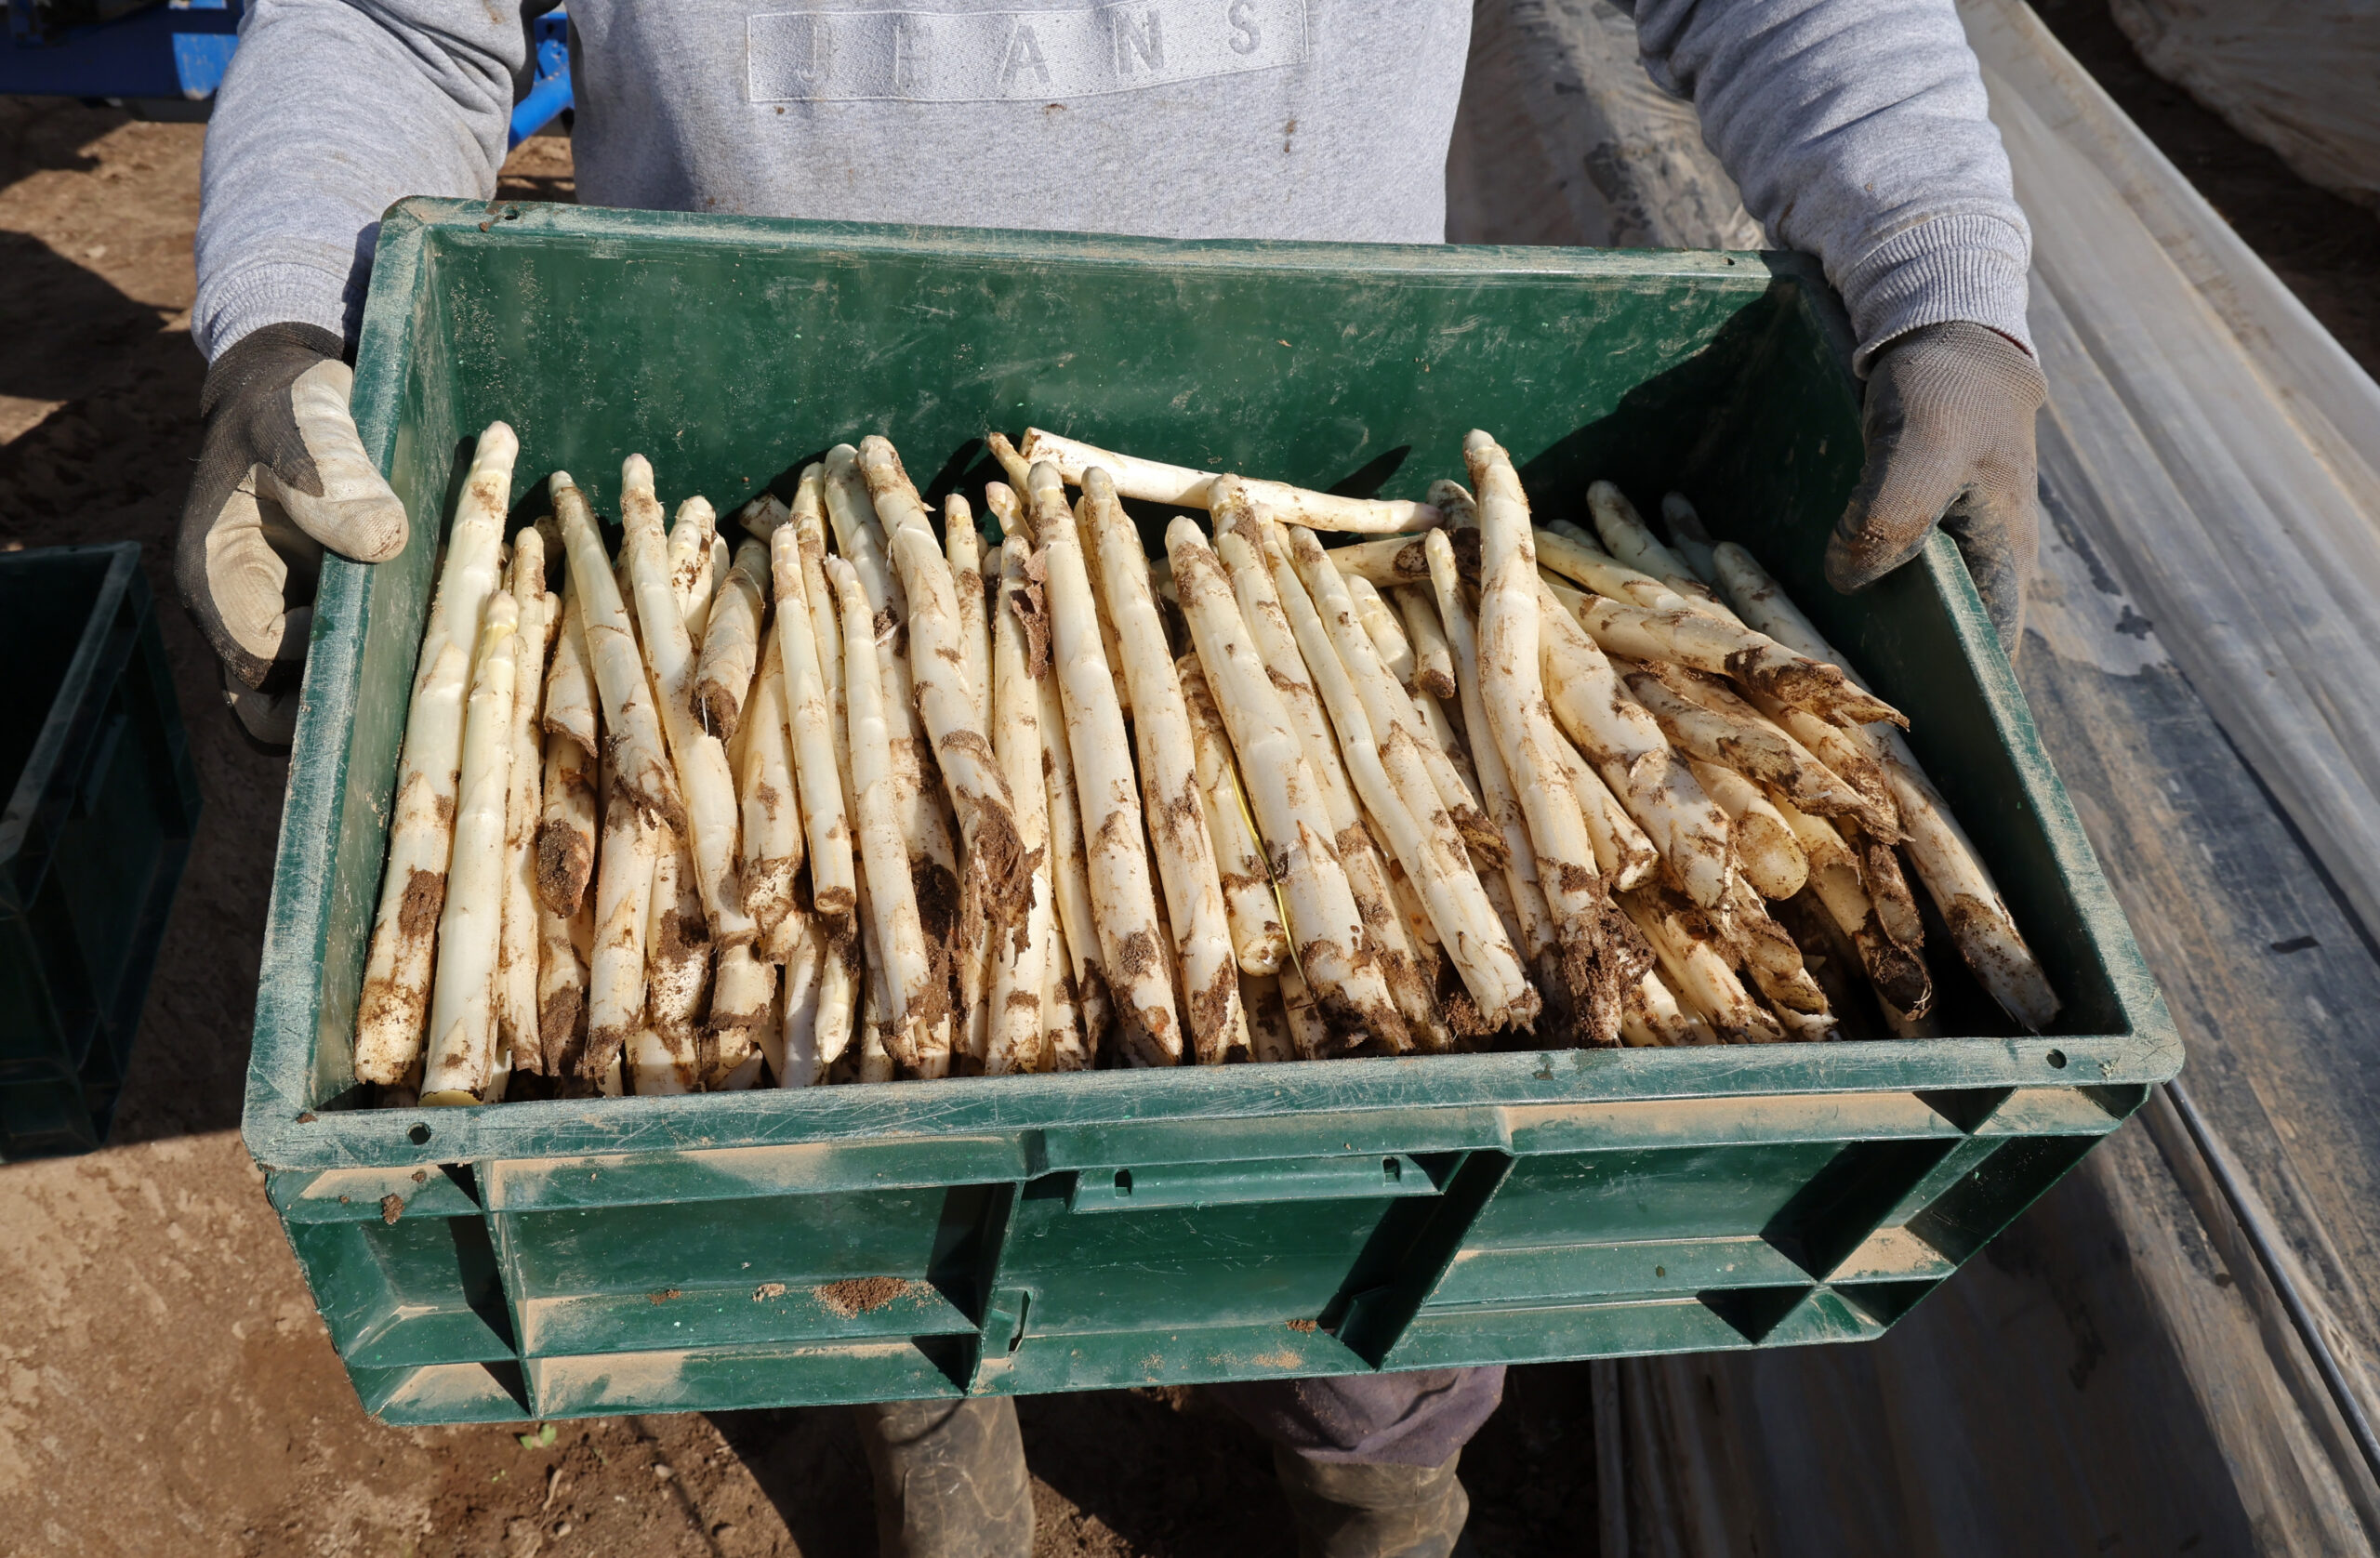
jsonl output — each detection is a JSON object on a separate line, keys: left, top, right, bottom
{"left": 1824, "top": 321, "right": 2047, "bottom": 649}
{"left": 175, "top": 323, "right": 409, "bottom": 749}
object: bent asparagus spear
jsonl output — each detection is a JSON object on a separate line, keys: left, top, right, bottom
{"left": 553, "top": 472, "right": 684, "bottom": 833}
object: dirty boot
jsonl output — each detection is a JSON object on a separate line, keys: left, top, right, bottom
{"left": 1273, "top": 1445, "right": 1474, "bottom": 1558}
{"left": 851, "top": 1395, "right": 1034, "bottom": 1558}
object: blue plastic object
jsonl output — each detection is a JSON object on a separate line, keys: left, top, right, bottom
{"left": 0, "top": 0, "right": 238, "bottom": 99}
{"left": 509, "top": 11, "right": 571, "bottom": 148}
{"left": 0, "top": 0, "right": 571, "bottom": 140}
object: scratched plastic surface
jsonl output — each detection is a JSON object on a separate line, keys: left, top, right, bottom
{"left": 244, "top": 201, "right": 2177, "bottom": 1423}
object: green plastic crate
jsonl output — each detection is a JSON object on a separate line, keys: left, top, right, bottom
{"left": 3, "top": 542, "right": 201, "bottom": 1159}
{"left": 245, "top": 199, "right": 2177, "bottom": 1425}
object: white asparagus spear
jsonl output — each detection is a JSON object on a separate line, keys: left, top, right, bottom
{"left": 354, "top": 638, "right": 469, "bottom": 1085}
{"left": 1341, "top": 564, "right": 1494, "bottom": 855}
{"left": 1169, "top": 517, "right": 1408, "bottom": 1050}
{"left": 420, "top": 597, "right": 519, "bottom": 1103}
{"left": 1210, "top": 492, "right": 1431, "bottom": 1042}
{"left": 1426, "top": 530, "right": 1558, "bottom": 973}
{"left": 1843, "top": 817, "right": 1925, "bottom": 947}
{"left": 353, "top": 426, "right": 520, "bottom": 1086}
{"left": 1243, "top": 973, "right": 1297, "bottom": 1063}
{"left": 816, "top": 907, "right": 859, "bottom": 1071}
{"left": 829, "top": 556, "right": 938, "bottom": 1069}
{"left": 708, "top": 943, "right": 774, "bottom": 1089}
{"left": 984, "top": 478, "right": 1030, "bottom": 544}
{"left": 1773, "top": 794, "right": 1934, "bottom": 1020}
{"left": 824, "top": 446, "right": 958, "bottom": 884}
{"left": 985, "top": 539, "right": 1053, "bottom": 1075}
{"left": 1657, "top": 493, "right": 1720, "bottom": 583}
{"left": 1018, "top": 428, "right": 1442, "bottom": 535}
{"left": 737, "top": 491, "right": 789, "bottom": 542}
{"left": 536, "top": 880, "right": 591, "bottom": 1076}
{"left": 1623, "top": 968, "right": 1717, "bottom": 1047}
{"left": 773, "top": 905, "right": 825, "bottom": 1086}
{"left": 1688, "top": 759, "right": 1808, "bottom": 900}
{"left": 1394, "top": 586, "right": 1458, "bottom": 701}
{"left": 1036, "top": 660, "right": 1112, "bottom": 1060}
{"left": 737, "top": 628, "right": 802, "bottom": 938}
{"left": 1619, "top": 885, "right": 1783, "bottom": 1045}
{"left": 499, "top": 538, "right": 557, "bottom": 1076}
{"left": 855, "top": 905, "right": 896, "bottom": 1084}
{"left": 1565, "top": 588, "right": 1903, "bottom": 730}
{"left": 668, "top": 497, "right": 718, "bottom": 632}
{"left": 1468, "top": 430, "right": 1641, "bottom": 1041}
{"left": 542, "top": 579, "right": 598, "bottom": 759}
{"left": 859, "top": 438, "right": 1029, "bottom": 930}
{"left": 1067, "top": 492, "right": 1133, "bottom": 720}
{"left": 1027, "top": 466, "right": 1182, "bottom": 1063}
{"left": 585, "top": 768, "right": 657, "bottom": 1077}
{"left": 1619, "top": 662, "right": 1879, "bottom": 826}
{"left": 694, "top": 538, "right": 768, "bottom": 741}
{"left": 1178, "top": 657, "right": 1289, "bottom": 976}
{"left": 553, "top": 473, "right": 686, "bottom": 833}
{"left": 620, "top": 456, "right": 755, "bottom": 945}
{"left": 948, "top": 495, "right": 993, "bottom": 734}
{"left": 1285, "top": 525, "right": 1536, "bottom": 1029}
{"left": 1318, "top": 535, "right": 1435, "bottom": 590}
{"left": 640, "top": 825, "right": 708, "bottom": 1092}
{"left": 1043, "top": 912, "right": 1091, "bottom": 1071}
{"left": 1429, "top": 480, "right": 1479, "bottom": 529}
{"left": 771, "top": 481, "right": 858, "bottom": 922}
{"left": 1535, "top": 579, "right": 1733, "bottom": 908}
{"left": 1276, "top": 956, "right": 1330, "bottom": 1063}
{"left": 1082, "top": 468, "right": 1241, "bottom": 1063}
{"left": 1587, "top": 482, "right": 1729, "bottom": 613}
{"left": 1346, "top": 575, "right": 1414, "bottom": 687}
{"left": 1538, "top": 524, "right": 1729, "bottom": 623}
{"left": 1712, "top": 542, "right": 2057, "bottom": 1026}
{"left": 536, "top": 672, "right": 601, "bottom": 921}
{"left": 1549, "top": 723, "right": 1659, "bottom": 890}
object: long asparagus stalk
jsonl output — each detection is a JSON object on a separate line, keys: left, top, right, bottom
{"left": 1029, "top": 463, "right": 1182, "bottom": 1063}
{"left": 420, "top": 596, "right": 519, "bottom": 1103}
{"left": 1427, "top": 530, "right": 1559, "bottom": 978}
{"left": 1210, "top": 491, "right": 1431, "bottom": 1044}
{"left": 1178, "top": 657, "right": 1289, "bottom": 977}
{"left": 1081, "top": 468, "right": 1241, "bottom": 1063}
{"left": 1168, "top": 518, "right": 1408, "bottom": 1050}
{"left": 1395, "top": 586, "right": 1459, "bottom": 700}
{"left": 829, "top": 556, "right": 939, "bottom": 1070}
{"left": 353, "top": 424, "right": 519, "bottom": 1086}
{"left": 737, "top": 629, "right": 802, "bottom": 941}
{"left": 985, "top": 539, "right": 1053, "bottom": 1075}
{"left": 619, "top": 456, "right": 755, "bottom": 945}
{"left": 1016, "top": 428, "right": 1442, "bottom": 535}
{"left": 1285, "top": 525, "right": 1535, "bottom": 1029}
{"left": 498, "top": 535, "right": 557, "bottom": 1075}
{"left": 694, "top": 537, "right": 768, "bottom": 741}
{"left": 553, "top": 473, "right": 685, "bottom": 833}
{"left": 1468, "top": 430, "right": 1642, "bottom": 1041}
{"left": 772, "top": 475, "right": 857, "bottom": 922}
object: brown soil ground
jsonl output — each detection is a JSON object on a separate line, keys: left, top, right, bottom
{"left": 1, "top": 14, "right": 2372, "bottom": 1550}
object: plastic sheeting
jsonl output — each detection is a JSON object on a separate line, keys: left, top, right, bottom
{"left": 1962, "top": 0, "right": 2380, "bottom": 946}
{"left": 2110, "top": 0, "right": 2380, "bottom": 213}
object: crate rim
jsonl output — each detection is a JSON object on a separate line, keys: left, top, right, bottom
{"left": 243, "top": 200, "right": 2177, "bottom": 1177}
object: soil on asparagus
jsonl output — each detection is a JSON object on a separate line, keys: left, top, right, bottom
{"left": 2, "top": 28, "right": 2368, "bottom": 1548}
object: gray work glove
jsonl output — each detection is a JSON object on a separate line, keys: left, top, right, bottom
{"left": 175, "top": 323, "right": 409, "bottom": 749}
{"left": 1824, "top": 321, "right": 2048, "bottom": 649}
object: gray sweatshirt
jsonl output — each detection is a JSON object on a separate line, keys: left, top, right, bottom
{"left": 193, "top": 0, "right": 2031, "bottom": 374}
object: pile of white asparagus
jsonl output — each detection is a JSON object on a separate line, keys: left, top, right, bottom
{"left": 348, "top": 420, "right": 2059, "bottom": 1104}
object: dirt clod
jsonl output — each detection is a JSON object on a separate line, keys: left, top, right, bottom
{"left": 814, "top": 1276, "right": 915, "bottom": 1317}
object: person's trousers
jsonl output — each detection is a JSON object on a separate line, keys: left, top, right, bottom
{"left": 853, "top": 1366, "right": 1502, "bottom": 1558}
